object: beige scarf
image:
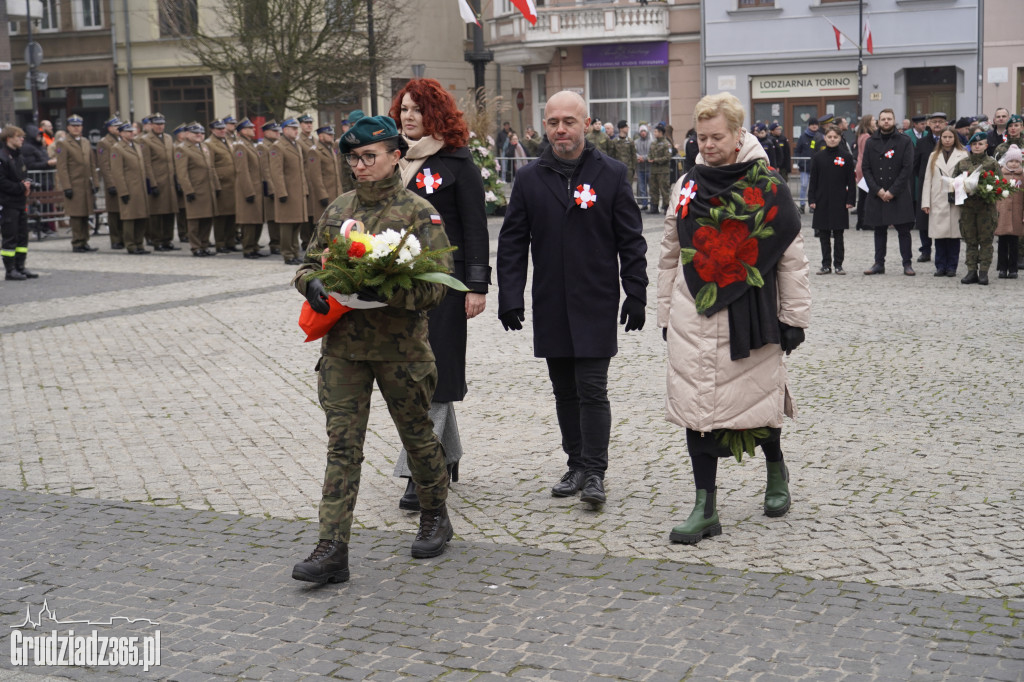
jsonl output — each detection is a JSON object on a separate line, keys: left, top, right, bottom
{"left": 400, "top": 135, "right": 445, "bottom": 188}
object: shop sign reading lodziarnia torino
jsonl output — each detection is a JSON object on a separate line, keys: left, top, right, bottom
{"left": 751, "top": 72, "right": 858, "bottom": 100}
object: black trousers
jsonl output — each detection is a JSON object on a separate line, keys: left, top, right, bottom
{"left": 855, "top": 188, "right": 867, "bottom": 230}
{"left": 872, "top": 223, "right": 914, "bottom": 266}
{"left": 1, "top": 206, "right": 28, "bottom": 260}
{"left": 818, "top": 230, "right": 845, "bottom": 269}
{"left": 997, "top": 235, "right": 1020, "bottom": 272}
{"left": 546, "top": 357, "right": 611, "bottom": 477}
{"left": 687, "top": 427, "right": 783, "bottom": 491}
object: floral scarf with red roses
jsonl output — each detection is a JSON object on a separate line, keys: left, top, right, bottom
{"left": 677, "top": 159, "right": 801, "bottom": 360}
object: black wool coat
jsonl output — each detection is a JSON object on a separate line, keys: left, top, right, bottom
{"left": 406, "top": 146, "right": 490, "bottom": 402}
{"left": 808, "top": 145, "right": 856, "bottom": 232}
{"left": 497, "top": 143, "right": 648, "bottom": 358}
{"left": 861, "top": 130, "right": 916, "bottom": 227}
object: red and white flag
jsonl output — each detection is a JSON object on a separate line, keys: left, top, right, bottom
{"left": 511, "top": 0, "right": 538, "bottom": 25}
{"left": 863, "top": 17, "right": 874, "bottom": 54}
{"left": 823, "top": 17, "right": 852, "bottom": 51}
{"left": 457, "top": 0, "right": 479, "bottom": 26}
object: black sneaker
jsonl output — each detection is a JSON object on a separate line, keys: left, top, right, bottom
{"left": 551, "top": 469, "right": 585, "bottom": 497}
{"left": 411, "top": 505, "right": 453, "bottom": 558}
{"left": 292, "top": 540, "right": 349, "bottom": 583}
{"left": 580, "top": 474, "right": 606, "bottom": 508}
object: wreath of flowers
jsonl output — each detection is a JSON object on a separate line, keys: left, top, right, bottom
{"left": 677, "top": 161, "right": 782, "bottom": 314}
{"left": 972, "top": 169, "right": 1021, "bottom": 204}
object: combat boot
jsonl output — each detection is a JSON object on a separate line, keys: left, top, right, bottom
{"left": 411, "top": 504, "right": 454, "bottom": 558}
{"left": 3, "top": 256, "right": 26, "bottom": 281}
{"left": 14, "top": 253, "right": 38, "bottom": 278}
{"left": 764, "top": 461, "right": 791, "bottom": 517}
{"left": 961, "top": 270, "right": 979, "bottom": 284}
{"left": 292, "top": 540, "right": 349, "bottom": 583}
{"left": 977, "top": 270, "right": 989, "bottom": 285}
{"left": 669, "top": 488, "right": 721, "bottom": 545}
{"left": 398, "top": 478, "right": 420, "bottom": 512}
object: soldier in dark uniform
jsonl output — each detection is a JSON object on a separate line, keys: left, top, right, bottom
{"left": 221, "top": 115, "right": 238, "bottom": 142}
{"left": 770, "top": 122, "right": 791, "bottom": 182}
{"left": 290, "top": 116, "right": 455, "bottom": 584}
{"left": 174, "top": 122, "right": 221, "bottom": 257}
{"left": 97, "top": 117, "right": 124, "bottom": 249}
{"left": 55, "top": 114, "right": 99, "bottom": 252}
{"left": 140, "top": 113, "right": 180, "bottom": 251}
{"left": 0, "top": 125, "right": 37, "bottom": 280}
{"left": 585, "top": 119, "right": 609, "bottom": 155}
{"left": 753, "top": 123, "right": 777, "bottom": 168}
{"left": 260, "top": 120, "right": 282, "bottom": 254}
{"left": 232, "top": 119, "right": 267, "bottom": 258}
{"left": 647, "top": 123, "right": 674, "bottom": 214}
{"left": 955, "top": 132, "right": 1003, "bottom": 285}
{"left": 610, "top": 120, "right": 637, "bottom": 188}
{"left": 207, "top": 119, "right": 239, "bottom": 253}
{"left": 110, "top": 122, "right": 152, "bottom": 254}
{"left": 862, "top": 108, "right": 917, "bottom": 276}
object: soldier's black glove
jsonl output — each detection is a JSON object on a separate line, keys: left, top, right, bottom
{"left": 92, "top": 186, "right": 98, "bottom": 194}
{"left": 245, "top": 195, "right": 256, "bottom": 204}
{"left": 499, "top": 308, "right": 524, "bottom": 331}
{"left": 150, "top": 187, "right": 160, "bottom": 197}
{"left": 215, "top": 189, "right": 221, "bottom": 197}
{"left": 64, "top": 189, "right": 74, "bottom": 199}
{"left": 620, "top": 295, "right": 645, "bottom": 332}
{"left": 120, "top": 195, "right": 130, "bottom": 204}
{"left": 108, "top": 186, "right": 118, "bottom": 196}
{"left": 320, "top": 198, "right": 329, "bottom": 207}
{"left": 356, "top": 286, "right": 387, "bottom": 303}
{"left": 779, "top": 322, "right": 805, "bottom": 356}
{"left": 304, "top": 278, "right": 331, "bottom": 315}
{"left": 186, "top": 193, "right": 196, "bottom": 202}
{"left": 279, "top": 196, "right": 288, "bottom": 203}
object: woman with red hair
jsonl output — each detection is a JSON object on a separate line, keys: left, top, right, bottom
{"left": 387, "top": 78, "right": 491, "bottom": 511}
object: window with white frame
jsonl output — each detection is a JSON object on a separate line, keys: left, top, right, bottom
{"left": 588, "top": 66, "right": 669, "bottom": 135}
{"left": 75, "top": 0, "right": 103, "bottom": 29}
{"left": 9, "top": 21, "right": 20, "bottom": 35}
{"left": 39, "top": 0, "right": 59, "bottom": 32}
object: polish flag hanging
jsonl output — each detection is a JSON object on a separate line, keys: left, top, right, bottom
{"left": 457, "top": 0, "right": 479, "bottom": 26}
{"left": 863, "top": 18, "right": 874, "bottom": 54}
{"left": 833, "top": 25, "right": 844, "bottom": 50}
{"left": 510, "top": 0, "right": 538, "bottom": 25}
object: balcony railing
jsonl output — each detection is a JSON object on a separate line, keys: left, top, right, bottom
{"left": 489, "top": 3, "right": 669, "bottom": 46}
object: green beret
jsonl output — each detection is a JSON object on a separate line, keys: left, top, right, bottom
{"left": 348, "top": 109, "right": 366, "bottom": 123}
{"left": 339, "top": 115, "right": 401, "bottom": 153}
{"left": 968, "top": 131, "right": 988, "bottom": 145}
{"left": 1009, "top": 114, "right": 1023, "bottom": 125}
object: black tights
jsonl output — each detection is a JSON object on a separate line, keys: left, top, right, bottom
{"left": 686, "top": 427, "right": 783, "bottom": 490}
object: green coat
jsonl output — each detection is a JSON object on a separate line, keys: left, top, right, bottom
{"left": 292, "top": 171, "right": 453, "bottom": 362}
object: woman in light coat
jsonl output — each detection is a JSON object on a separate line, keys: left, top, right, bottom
{"left": 921, "top": 127, "right": 967, "bottom": 277}
{"left": 659, "top": 93, "right": 811, "bottom": 545}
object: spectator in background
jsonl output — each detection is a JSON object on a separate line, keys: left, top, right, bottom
{"left": 634, "top": 124, "right": 651, "bottom": 210}
{"left": 794, "top": 117, "right": 824, "bottom": 214}
{"left": 995, "top": 144, "right": 1023, "bottom": 279}
{"left": 905, "top": 116, "right": 927, "bottom": 146}
{"left": 507, "top": 133, "right": 529, "bottom": 179}
{"left": 809, "top": 125, "right": 856, "bottom": 275}
{"left": 753, "top": 123, "right": 776, "bottom": 168}
{"left": 901, "top": 118, "right": 912, "bottom": 133}
{"left": 39, "top": 120, "right": 54, "bottom": 147}
{"left": 521, "top": 127, "right": 541, "bottom": 157}
{"left": 920, "top": 125, "right": 966, "bottom": 277}
{"left": 682, "top": 128, "right": 698, "bottom": 173}
{"left": 862, "top": 108, "right": 917, "bottom": 276}
{"left": 954, "top": 117, "right": 972, "bottom": 146}
{"left": 987, "top": 107, "right": 1010, "bottom": 155}
{"left": 21, "top": 125, "right": 54, "bottom": 171}
{"left": 496, "top": 120, "right": 513, "bottom": 180}
{"left": 770, "top": 122, "right": 790, "bottom": 183}
{"left": 854, "top": 114, "right": 876, "bottom": 231}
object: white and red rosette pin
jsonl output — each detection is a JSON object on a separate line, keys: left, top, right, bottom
{"left": 833, "top": 156, "right": 845, "bottom": 166}
{"left": 416, "top": 168, "right": 442, "bottom": 194}
{"left": 574, "top": 183, "right": 597, "bottom": 209}
{"left": 884, "top": 149, "right": 895, "bottom": 159}
{"left": 677, "top": 179, "right": 697, "bottom": 219}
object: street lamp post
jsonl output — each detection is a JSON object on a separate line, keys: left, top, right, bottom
{"left": 26, "top": 0, "right": 39, "bottom": 125}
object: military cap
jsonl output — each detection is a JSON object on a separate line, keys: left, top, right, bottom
{"left": 807, "top": 117, "right": 819, "bottom": 126}
{"left": 339, "top": 115, "right": 401, "bottom": 153}
{"left": 348, "top": 109, "right": 366, "bottom": 123}
{"left": 104, "top": 116, "right": 122, "bottom": 128}
{"left": 769, "top": 121, "right": 781, "bottom": 131}
{"left": 261, "top": 119, "right": 280, "bottom": 132}
{"left": 221, "top": 115, "right": 237, "bottom": 124}
{"left": 209, "top": 119, "right": 227, "bottom": 130}
{"left": 753, "top": 122, "right": 767, "bottom": 132}
{"left": 911, "top": 115, "right": 927, "bottom": 123}
{"left": 185, "top": 122, "right": 205, "bottom": 134}
{"left": 927, "top": 112, "right": 948, "bottom": 121}
{"left": 141, "top": 117, "right": 150, "bottom": 125}
{"left": 236, "top": 118, "right": 254, "bottom": 130}
{"left": 316, "top": 125, "right": 334, "bottom": 135}
{"left": 67, "top": 114, "right": 84, "bottom": 125}
{"left": 280, "top": 117, "right": 299, "bottom": 128}
{"left": 655, "top": 123, "right": 666, "bottom": 133}
{"left": 148, "top": 113, "right": 166, "bottom": 124}
{"left": 172, "top": 123, "right": 186, "bottom": 135}
{"left": 297, "top": 114, "right": 314, "bottom": 124}
{"left": 818, "top": 113, "right": 834, "bottom": 124}
{"left": 954, "top": 117, "right": 972, "bottom": 128}
{"left": 617, "top": 119, "right": 628, "bottom": 129}
{"left": 1009, "top": 114, "right": 1024, "bottom": 124}
{"left": 117, "top": 122, "right": 133, "bottom": 132}
{"left": 967, "top": 131, "right": 988, "bottom": 145}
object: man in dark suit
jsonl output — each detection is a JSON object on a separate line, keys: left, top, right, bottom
{"left": 862, "top": 108, "right": 918, "bottom": 276}
{"left": 496, "top": 90, "right": 648, "bottom": 510}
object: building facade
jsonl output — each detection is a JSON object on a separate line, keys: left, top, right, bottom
{"left": 486, "top": 0, "right": 701, "bottom": 139}
{"left": 981, "top": 0, "right": 1024, "bottom": 116}
{"left": 703, "top": 0, "right": 979, "bottom": 143}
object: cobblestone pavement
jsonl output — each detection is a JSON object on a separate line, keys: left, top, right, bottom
{"left": 1, "top": 215, "right": 1023, "bottom": 679}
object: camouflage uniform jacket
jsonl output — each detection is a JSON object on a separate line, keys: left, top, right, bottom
{"left": 953, "top": 153, "right": 1002, "bottom": 207}
{"left": 648, "top": 137, "right": 674, "bottom": 173}
{"left": 610, "top": 135, "right": 637, "bottom": 176}
{"left": 585, "top": 130, "right": 609, "bottom": 155}
{"left": 292, "top": 171, "right": 453, "bottom": 362}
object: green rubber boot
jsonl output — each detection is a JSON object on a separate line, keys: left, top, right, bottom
{"left": 764, "top": 461, "right": 791, "bottom": 517}
{"left": 669, "top": 488, "right": 721, "bottom": 544}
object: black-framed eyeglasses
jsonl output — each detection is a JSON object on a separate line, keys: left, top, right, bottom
{"left": 345, "top": 152, "right": 378, "bottom": 167}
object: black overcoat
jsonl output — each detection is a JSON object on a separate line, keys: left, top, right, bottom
{"left": 497, "top": 143, "right": 648, "bottom": 358}
{"left": 862, "top": 130, "right": 916, "bottom": 227}
{"left": 808, "top": 145, "right": 856, "bottom": 232}
{"left": 406, "top": 146, "right": 490, "bottom": 402}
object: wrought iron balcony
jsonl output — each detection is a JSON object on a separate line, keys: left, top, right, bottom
{"left": 488, "top": 3, "right": 669, "bottom": 54}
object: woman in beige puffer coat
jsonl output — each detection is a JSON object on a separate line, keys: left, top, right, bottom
{"left": 658, "top": 93, "right": 811, "bottom": 545}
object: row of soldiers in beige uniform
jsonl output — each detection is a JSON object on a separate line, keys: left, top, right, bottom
{"left": 58, "top": 112, "right": 350, "bottom": 263}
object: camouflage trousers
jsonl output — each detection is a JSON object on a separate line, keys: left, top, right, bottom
{"left": 649, "top": 171, "right": 670, "bottom": 211}
{"left": 959, "top": 202, "right": 997, "bottom": 271}
{"left": 317, "top": 357, "right": 449, "bottom": 543}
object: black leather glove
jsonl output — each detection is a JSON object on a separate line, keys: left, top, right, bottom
{"left": 279, "top": 195, "right": 288, "bottom": 203}
{"left": 215, "top": 189, "right": 221, "bottom": 197}
{"left": 120, "top": 195, "right": 130, "bottom": 204}
{"left": 186, "top": 193, "right": 196, "bottom": 202}
{"left": 245, "top": 195, "right": 256, "bottom": 204}
{"left": 150, "top": 187, "right": 160, "bottom": 197}
{"left": 320, "top": 198, "right": 329, "bottom": 207}
{"left": 499, "top": 308, "right": 525, "bottom": 331}
{"left": 620, "top": 295, "right": 645, "bottom": 332}
{"left": 356, "top": 286, "right": 387, "bottom": 303}
{"left": 779, "top": 322, "right": 805, "bottom": 356}
{"left": 108, "top": 186, "right": 118, "bottom": 196}
{"left": 91, "top": 186, "right": 98, "bottom": 194}
{"left": 64, "top": 189, "right": 73, "bottom": 199}
{"left": 304, "top": 278, "right": 331, "bottom": 315}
